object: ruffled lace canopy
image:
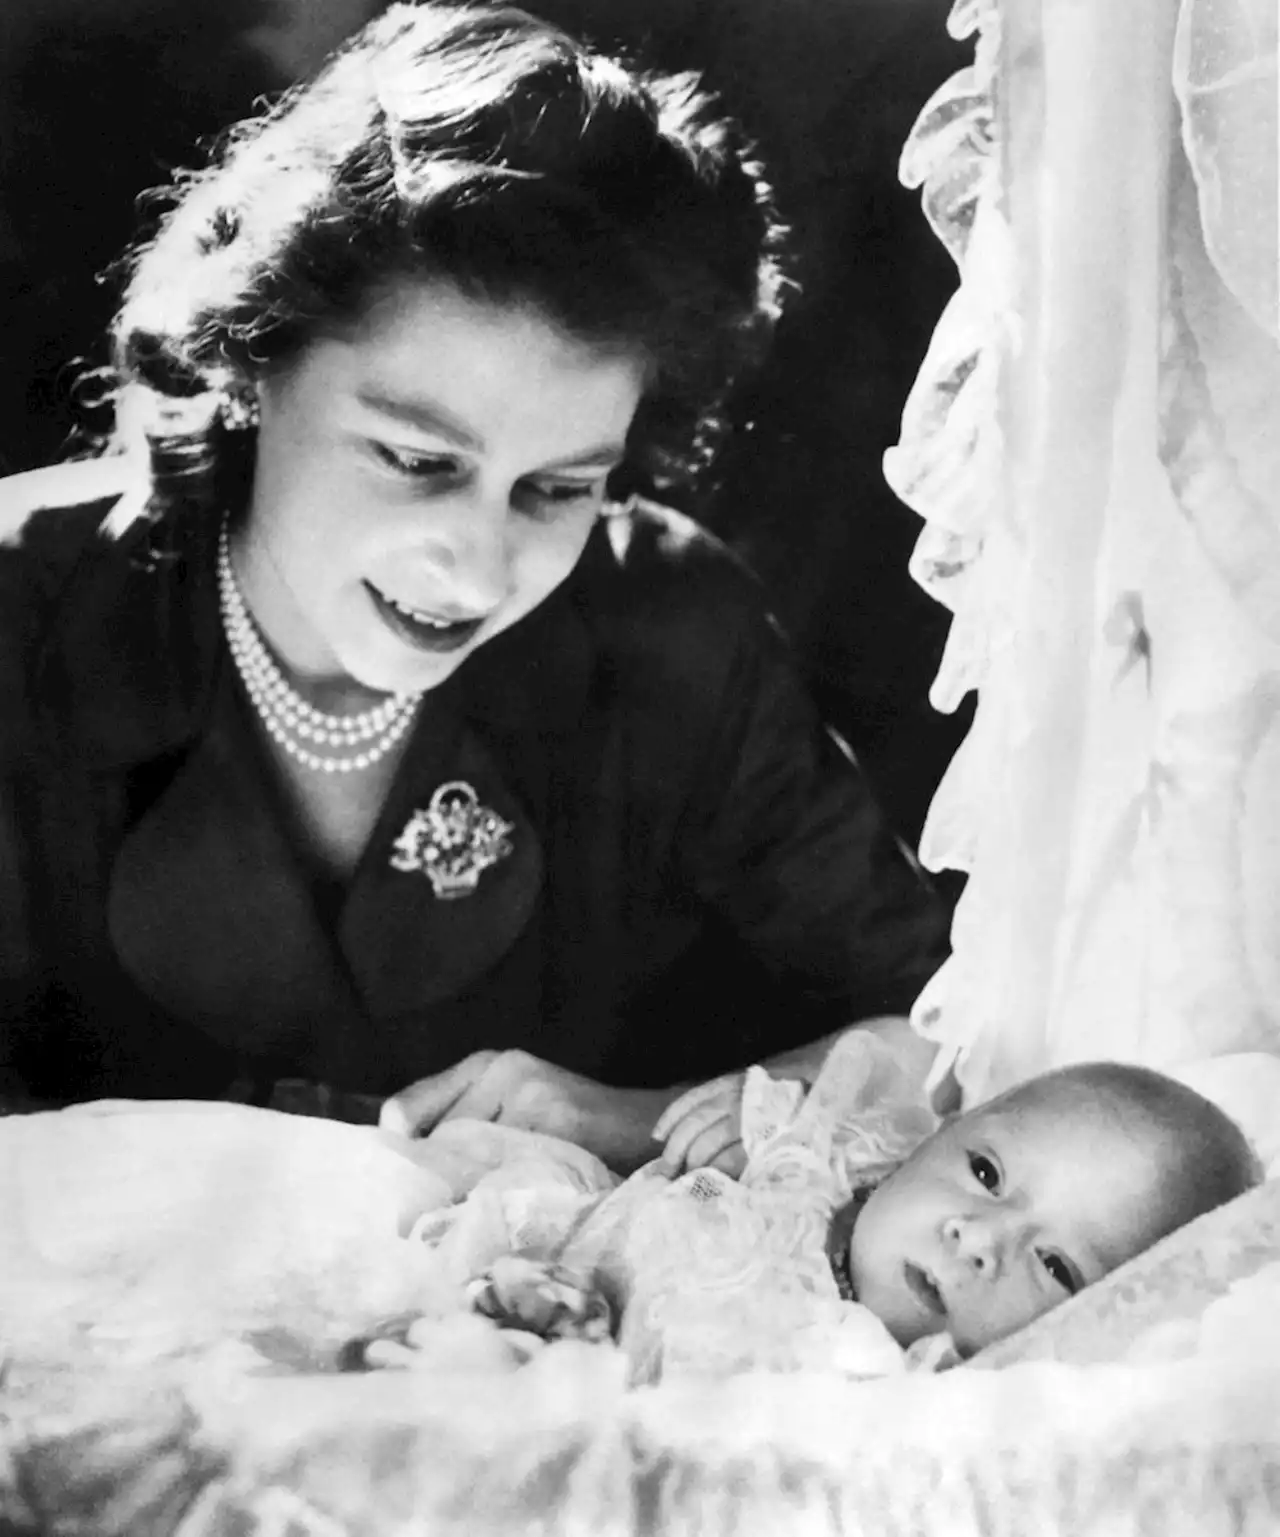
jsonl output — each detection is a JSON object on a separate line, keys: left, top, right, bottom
{"left": 884, "top": 0, "right": 1280, "bottom": 1111}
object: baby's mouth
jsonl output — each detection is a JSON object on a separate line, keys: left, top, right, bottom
{"left": 904, "top": 1262, "right": 946, "bottom": 1317}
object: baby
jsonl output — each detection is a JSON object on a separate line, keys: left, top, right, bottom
{"left": 828, "top": 1058, "right": 1261, "bottom": 1358}
{"left": 363, "top": 1040, "right": 1260, "bottom": 1375}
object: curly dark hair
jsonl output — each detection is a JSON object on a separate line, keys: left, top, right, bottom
{"left": 105, "top": 1, "right": 790, "bottom": 522}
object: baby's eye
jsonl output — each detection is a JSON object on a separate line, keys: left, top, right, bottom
{"left": 1038, "top": 1250, "right": 1079, "bottom": 1295}
{"left": 968, "top": 1152, "right": 1001, "bottom": 1193}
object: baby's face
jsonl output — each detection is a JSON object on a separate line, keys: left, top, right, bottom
{"left": 845, "top": 1081, "right": 1180, "bottom": 1355}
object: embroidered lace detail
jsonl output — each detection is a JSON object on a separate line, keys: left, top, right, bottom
{"left": 686, "top": 1171, "right": 728, "bottom": 1203}
{"left": 571, "top": 1032, "right": 937, "bottom": 1384}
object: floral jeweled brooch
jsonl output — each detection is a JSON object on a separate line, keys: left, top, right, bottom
{"left": 389, "top": 781, "right": 515, "bottom": 900}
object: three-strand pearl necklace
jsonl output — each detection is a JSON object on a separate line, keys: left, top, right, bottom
{"left": 217, "top": 524, "right": 423, "bottom": 774}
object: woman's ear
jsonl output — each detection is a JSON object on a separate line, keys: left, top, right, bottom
{"left": 220, "top": 380, "right": 260, "bottom": 433}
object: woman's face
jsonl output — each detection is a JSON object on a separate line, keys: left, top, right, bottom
{"left": 234, "top": 276, "right": 647, "bottom": 698}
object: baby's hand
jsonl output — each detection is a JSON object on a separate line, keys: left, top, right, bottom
{"left": 351, "top": 1311, "right": 531, "bottom": 1372}
{"left": 467, "top": 1256, "right": 615, "bottom": 1344}
{"left": 652, "top": 1072, "right": 748, "bottom": 1177}
{"left": 349, "top": 1259, "right": 614, "bottom": 1373}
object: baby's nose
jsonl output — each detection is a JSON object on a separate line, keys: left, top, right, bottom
{"left": 943, "top": 1214, "right": 1001, "bottom": 1276}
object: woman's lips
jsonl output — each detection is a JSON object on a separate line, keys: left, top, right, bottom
{"left": 366, "top": 582, "right": 487, "bottom": 654}
{"left": 904, "top": 1262, "right": 945, "bottom": 1316}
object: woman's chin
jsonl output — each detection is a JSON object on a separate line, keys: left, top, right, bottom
{"left": 340, "top": 638, "right": 474, "bottom": 700}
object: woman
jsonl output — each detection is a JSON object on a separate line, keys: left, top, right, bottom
{"left": 0, "top": 2, "right": 948, "bottom": 1171}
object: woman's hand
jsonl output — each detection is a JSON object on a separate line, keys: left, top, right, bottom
{"left": 379, "top": 1050, "right": 679, "bottom": 1173}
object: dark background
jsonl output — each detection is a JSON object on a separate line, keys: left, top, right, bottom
{"left": 0, "top": 0, "right": 972, "bottom": 854}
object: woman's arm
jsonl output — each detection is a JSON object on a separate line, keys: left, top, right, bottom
{"left": 380, "top": 1049, "right": 692, "bottom": 1174}
{"left": 0, "top": 759, "right": 45, "bottom": 1114}
{"left": 677, "top": 603, "right": 952, "bottom": 1050}
{"left": 0, "top": 478, "right": 133, "bottom": 1109}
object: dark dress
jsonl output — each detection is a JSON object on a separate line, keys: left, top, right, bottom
{"left": 0, "top": 473, "right": 950, "bottom": 1113}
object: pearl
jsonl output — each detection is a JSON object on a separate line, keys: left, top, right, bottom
{"left": 217, "top": 522, "right": 422, "bottom": 773}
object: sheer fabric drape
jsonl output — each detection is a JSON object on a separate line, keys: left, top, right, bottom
{"left": 886, "top": 0, "right": 1280, "bottom": 1104}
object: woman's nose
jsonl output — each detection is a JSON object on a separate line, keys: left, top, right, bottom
{"left": 943, "top": 1214, "right": 1002, "bottom": 1277}
{"left": 419, "top": 492, "right": 511, "bottom": 613}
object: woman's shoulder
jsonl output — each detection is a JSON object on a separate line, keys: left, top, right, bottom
{"left": 0, "top": 458, "right": 136, "bottom": 567}
{"left": 601, "top": 496, "right": 761, "bottom": 591}
{"left": 0, "top": 457, "right": 136, "bottom": 522}
{"left": 0, "top": 461, "right": 136, "bottom": 739}
{"left": 592, "top": 496, "right": 778, "bottom": 654}
{"left": 568, "top": 498, "right": 813, "bottom": 761}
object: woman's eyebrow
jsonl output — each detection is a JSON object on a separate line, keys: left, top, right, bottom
{"left": 538, "top": 443, "right": 627, "bottom": 473}
{"left": 353, "top": 387, "right": 624, "bottom": 470}
{"left": 355, "top": 387, "right": 483, "bottom": 450}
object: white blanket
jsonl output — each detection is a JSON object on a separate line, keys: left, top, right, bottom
{"left": 0, "top": 1033, "right": 931, "bottom": 1383}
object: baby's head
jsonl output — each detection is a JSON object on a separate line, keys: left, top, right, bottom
{"left": 843, "top": 1061, "right": 1261, "bottom": 1357}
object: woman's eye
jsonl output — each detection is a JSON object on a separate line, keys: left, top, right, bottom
{"left": 968, "top": 1152, "right": 1001, "bottom": 1193}
{"left": 1039, "top": 1250, "right": 1079, "bottom": 1295}
{"left": 525, "top": 480, "right": 600, "bottom": 506}
{"left": 371, "top": 444, "right": 457, "bottom": 479}
{"left": 513, "top": 479, "right": 603, "bottom": 519}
